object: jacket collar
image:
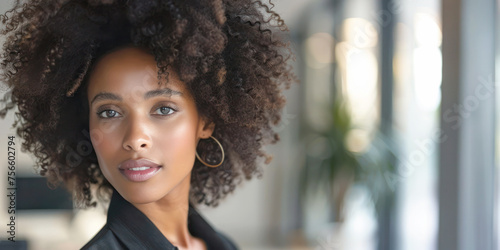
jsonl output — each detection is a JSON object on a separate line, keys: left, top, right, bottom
{"left": 106, "top": 188, "right": 228, "bottom": 250}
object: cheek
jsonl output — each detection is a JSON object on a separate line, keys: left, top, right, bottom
{"left": 89, "top": 121, "right": 121, "bottom": 162}
{"left": 89, "top": 123, "right": 123, "bottom": 183}
{"left": 155, "top": 117, "right": 198, "bottom": 164}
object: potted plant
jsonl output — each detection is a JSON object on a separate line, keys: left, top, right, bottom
{"left": 298, "top": 91, "right": 398, "bottom": 246}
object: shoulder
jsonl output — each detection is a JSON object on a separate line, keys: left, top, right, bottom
{"left": 216, "top": 230, "right": 239, "bottom": 250}
{"left": 80, "top": 224, "right": 126, "bottom": 250}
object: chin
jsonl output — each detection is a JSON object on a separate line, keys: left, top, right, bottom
{"left": 115, "top": 185, "right": 170, "bottom": 205}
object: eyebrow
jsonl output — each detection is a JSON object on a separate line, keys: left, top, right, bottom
{"left": 90, "top": 88, "right": 183, "bottom": 106}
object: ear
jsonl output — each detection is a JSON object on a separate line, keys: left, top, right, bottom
{"left": 198, "top": 116, "right": 215, "bottom": 139}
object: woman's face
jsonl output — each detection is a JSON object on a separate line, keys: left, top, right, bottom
{"left": 86, "top": 46, "right": 214, "bottom": 205}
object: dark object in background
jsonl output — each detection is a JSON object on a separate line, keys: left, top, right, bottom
{"left": 0, "top": 239, "right": 28, "bottom": 250}
{"left": 16, "top": 177, "right": 73, "bottom": 210}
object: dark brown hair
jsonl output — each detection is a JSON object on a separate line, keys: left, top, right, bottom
{"left": 0, "top": 0, "right": 296, "bottom": 208}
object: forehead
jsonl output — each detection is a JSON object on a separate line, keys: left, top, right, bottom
{"left": 86, "top": 46, "right": 184, "bottom": 95}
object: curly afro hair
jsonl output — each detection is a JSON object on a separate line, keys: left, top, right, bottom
{"left": 0, "top": 0, "right": 296, "bottom": 209}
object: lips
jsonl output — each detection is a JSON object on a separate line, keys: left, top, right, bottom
{"left": 118, "top": 158, "right": 162, "bottom": 182}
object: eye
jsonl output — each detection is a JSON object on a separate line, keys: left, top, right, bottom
{"left": 97, "top": 109, "right": 121, "bottom": 119}
{"left": 153, "top": 106, "right": 175, "bottom": 116}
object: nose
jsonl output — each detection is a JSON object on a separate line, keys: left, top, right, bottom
{"left": 122, "top": 117, "right": 152, "bottom": 152}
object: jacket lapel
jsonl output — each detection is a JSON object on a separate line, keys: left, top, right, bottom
{"left": 106, "top": 189, "right": 232, "bottom": 250}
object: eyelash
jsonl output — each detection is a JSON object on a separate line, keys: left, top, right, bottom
{"left": 96, "top": 105, "right": 177, "bottom": 119}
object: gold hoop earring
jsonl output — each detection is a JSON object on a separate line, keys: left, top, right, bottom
{"left": 195, "top": 135, "right": 225, "bottom": 167}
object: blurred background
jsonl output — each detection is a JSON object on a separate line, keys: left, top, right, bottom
{"left": 0, "top": 0, "right": 498, "bottom": 249}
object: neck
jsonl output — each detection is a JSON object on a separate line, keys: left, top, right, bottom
{"left": 132, "top": 173, "right": 194, "bottom": 248}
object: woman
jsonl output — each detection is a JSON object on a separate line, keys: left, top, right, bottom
{"left": 0, "top": 0, "right": 296, "bottom": 249}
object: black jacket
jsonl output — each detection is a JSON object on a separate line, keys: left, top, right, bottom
{"left": 80, "top": 189, "right": 239, "bottom": 250}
